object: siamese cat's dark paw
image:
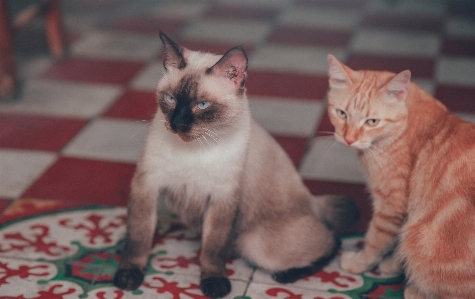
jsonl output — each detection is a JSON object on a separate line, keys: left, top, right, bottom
{"left": 200, "top": 277, "right": 231, "bottom": 298}
{"left": 271, "top": 265, "right": 317, "bottom": 284}
{"left": 113, "top": 268, "right": 144, "bottom": 290}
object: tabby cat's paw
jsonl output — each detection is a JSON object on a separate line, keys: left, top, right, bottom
{"left": 113, "top": 267, "right": 144, "bottom": 290}
{"left": 379, "top": 254, "right": 403, "bottom": 275}
{"left": 200, "top": 277, "right": 231, "bottom": 298}
{"left": 340, "top": 251, "right": 371, "bottom": 274}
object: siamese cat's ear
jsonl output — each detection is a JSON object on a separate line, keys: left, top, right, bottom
{"left": 207, "top": 46, "right": 248, "bottom": 88}
{"left": 327, "top": 54, "right": 353, "bottom": 88}
{"left": 159, "top": 30, "right": 188, "bottom": 70}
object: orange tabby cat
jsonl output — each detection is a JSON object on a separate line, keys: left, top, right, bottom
{"left": 326, "top": 54, "right": 475, "bottom": 299}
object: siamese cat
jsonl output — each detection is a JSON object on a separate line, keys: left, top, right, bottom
{"left": 113, "top": 31, "right": 358, "bottom": 298}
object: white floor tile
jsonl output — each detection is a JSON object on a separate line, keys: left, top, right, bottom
{"left": 181, "top": 20, "right": 273, "bottom": 44}
{"left": 279, "top": 6, "right": 362, "bottom": 30}
{"left": 299, "top": 137, "right": 366, "bottom": 184}
{"left": 248, "top": 97, "right": 325, "bottom": 137}
{"left": 249, "top": 45, "right": 346, "bottom": 75}
{"left": 152, "top": 2, "right": 208, "bottom": 19}
{"left": 130, "top": 62, "right": 164, "bottom": 91}
{"left": 445, "top": 17, "right": 475, "bottom": 38}
{"left": 351, "top": 29, "right": 440, "bottom": 57}
{"left": 71, "top": 30, "right": 161, "bottom": 61}
{"left": 436, "top": 57, "right": 475, "bottom": 87}
{"left": 63, "top": 118, "right": 149, "bottom": 163}
{"left": 0, "top": 150, "right": 57, "bottom": 198}
{"left": 0, "top": 79, "right": 122, "bottom": 118}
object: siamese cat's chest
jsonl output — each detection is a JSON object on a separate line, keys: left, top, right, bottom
{"left": 140, "top": 118, "right": 249, "bottom": 198}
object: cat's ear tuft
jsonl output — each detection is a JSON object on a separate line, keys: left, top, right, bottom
{"left": 385, "top": 70, "right": 411, "bottom": 101}
{"left": 327, "top": 54, "right": 351, "bottom": 88}
{"left": 207, "top": 46, "right": 248, "bottom": 88}
{"left": 159, "top": 30, "right": 187, "bottom": 71}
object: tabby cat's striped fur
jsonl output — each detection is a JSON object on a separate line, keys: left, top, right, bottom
{"left": 327, "top": 54, "right": 475, "bottom": 299}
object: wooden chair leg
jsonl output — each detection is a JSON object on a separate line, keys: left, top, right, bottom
{"left": 0, "top": 0, "right": 17, "bottom": 101}
{"left": 45, "top": 0, "right": 66, "bottom": 58}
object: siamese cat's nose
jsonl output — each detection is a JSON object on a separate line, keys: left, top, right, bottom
{"left": 171, "top": 106, "right": 193, "bottom": 132}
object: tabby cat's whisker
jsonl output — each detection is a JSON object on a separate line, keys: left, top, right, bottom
{"left": 316, "top": 131, "right": 335, "bottom": 136}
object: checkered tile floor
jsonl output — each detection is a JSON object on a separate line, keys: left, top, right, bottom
{"left": 1, "top": 0, "right": 474, "bottom": 298}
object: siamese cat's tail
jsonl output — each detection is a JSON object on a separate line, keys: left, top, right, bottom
{"left": 312, "top": 195, "right": 359, "bottom": 235}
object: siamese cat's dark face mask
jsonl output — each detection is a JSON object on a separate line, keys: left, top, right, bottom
{"left": 157, "top": 31, "right": 248, "bottom": 143}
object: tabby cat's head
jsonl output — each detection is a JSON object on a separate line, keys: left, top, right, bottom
{"left": 156, "top": 31, "right": 248, "bottom": 143}
{"left": 326, "top": 54, "right": 411, "bottom": 150}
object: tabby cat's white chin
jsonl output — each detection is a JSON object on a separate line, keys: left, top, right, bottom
{"left": 334, "top": 134, "right": 372, "bottom": 150}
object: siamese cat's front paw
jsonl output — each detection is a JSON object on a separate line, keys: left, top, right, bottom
{"left": 200, "top": 277, "right": 231, "bottom": 298}
{"left": 340, "top": 251, "right": 373, "bottom": 274}
{"left": 113, "top": 268, "right": 144, "bottom": 290}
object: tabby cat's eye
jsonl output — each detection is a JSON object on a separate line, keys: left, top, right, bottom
{"left": 165, "top": 94, "right": 176, "bottom": 104}
{"left": 197, "top": 101, "right": 211, "bottom": 110}
{"left": 336, "top": 109, "right": 347, "bottom": 119}
{"left": 366, "top": 119, "right": 380, "bottom": 126}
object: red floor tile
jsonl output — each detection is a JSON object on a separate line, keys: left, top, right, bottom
{"left": 348, "top": 54, "right": 435, "bottom": 78}
{"left": 109, "top": 17, "right": 185, "bottom": 35}
{"left": 435, "top": 84, "right": 475, "bottom": 113}
{"left": 0, "top": 113, "right": 87, "bottom": 151}
{"left": 103, "top": 89, "right": 157, "bottom": 120}
{"left": 203, "top": 4, "right": 279, "bottom": 21}
{"left": 43, "top": 58, "right": 145, "bottom": 85}
{"left": 362, "top": 11, "right": 444, "bottom": 33}
{"left": 177, "top": 40, "right": 255, "bottom": 57}
{"left": 0, "top": 199, "right": 12, "bottom": 217}
{"left": 0, "top": 198, "right": 86, "bottom": 224}
{"left": 304, "top": 180, "right": 371, "bottom": 234}
{"left": 247, "top": 71, "right": 329, "bottom": 100}
{"left": 268, "top": 26, "right": 352, "bottom": 47}
{"left": 441, "top": 37, "right": 475, "bottom": 58}
{"left": 273, "top": 135, "right": 310, "bottom": 168}
{"left": 22, "top": 157, "right": 135, "bottom": 206}
{"left": 314, "top": 110, "right": 335, "bottom": 137}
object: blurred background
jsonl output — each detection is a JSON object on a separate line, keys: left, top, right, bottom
{"left": 0, "top": 0, "right": 475, "bottom": 298}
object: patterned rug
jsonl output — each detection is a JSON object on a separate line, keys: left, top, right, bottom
{"left": 0, "top": 203, "right": 404, "bottom": 299}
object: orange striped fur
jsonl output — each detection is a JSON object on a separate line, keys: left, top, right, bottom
{"left": 327, "top": 54, "right": 475, "bottom": 299}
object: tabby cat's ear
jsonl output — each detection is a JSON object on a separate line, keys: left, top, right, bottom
{"left": 327, "top": 54, "right": 352, "bottom": 88}
{"left": 385, "top": 70, "right": 411, "bottom": 102}
{"left": 207, "top": 46, "right": 248, "bottom": 88}
{"left": 159, "top": 30, "right": 188, "bottom": 71}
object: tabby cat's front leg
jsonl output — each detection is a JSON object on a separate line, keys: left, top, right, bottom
{"left": 199, "top": 199, "right": 238, "bottom": 298}
{"left": 340, "top": 200, "right": 405, "bottom": 274}
{"left": 114, "top": 187, "right": 158, "bottom": 290}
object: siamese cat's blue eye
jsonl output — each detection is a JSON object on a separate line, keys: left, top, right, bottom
{"left": 197, "top": 101, "right": 211, "bottom": 110}
{"left": 165, "top": 95, "right": 176, "bottom": 104}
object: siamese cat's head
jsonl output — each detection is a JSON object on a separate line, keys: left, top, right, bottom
{"left": 156, "top": 31, "right": 249, "bottom": 143}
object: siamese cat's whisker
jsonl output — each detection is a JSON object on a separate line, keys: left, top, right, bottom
{"left": 201, "top": 134, "right": 212, "bottom": 147}
{"left": 196, "top": 136, "right": 205, "bottom": 148}
{"left": 128, "top": 122, "right": 151, "bottom": 141}
{"left": 203, "top": 128, "right": 222, "bottom": 142}
{"left": 204, "top": 131, "right": 220, "bottom": 144}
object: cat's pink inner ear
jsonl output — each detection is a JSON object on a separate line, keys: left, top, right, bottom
{"left": 208, "top": 47, "right": 248, "bottom": 87}
{"left": 159, "top": 31, "right": 187, "bottom": 70}
{"left": 386, "top": 70, "right": 411, "bottom": 101}
{"left": 327, "top": 54, "right": 350, "bottom": 87}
